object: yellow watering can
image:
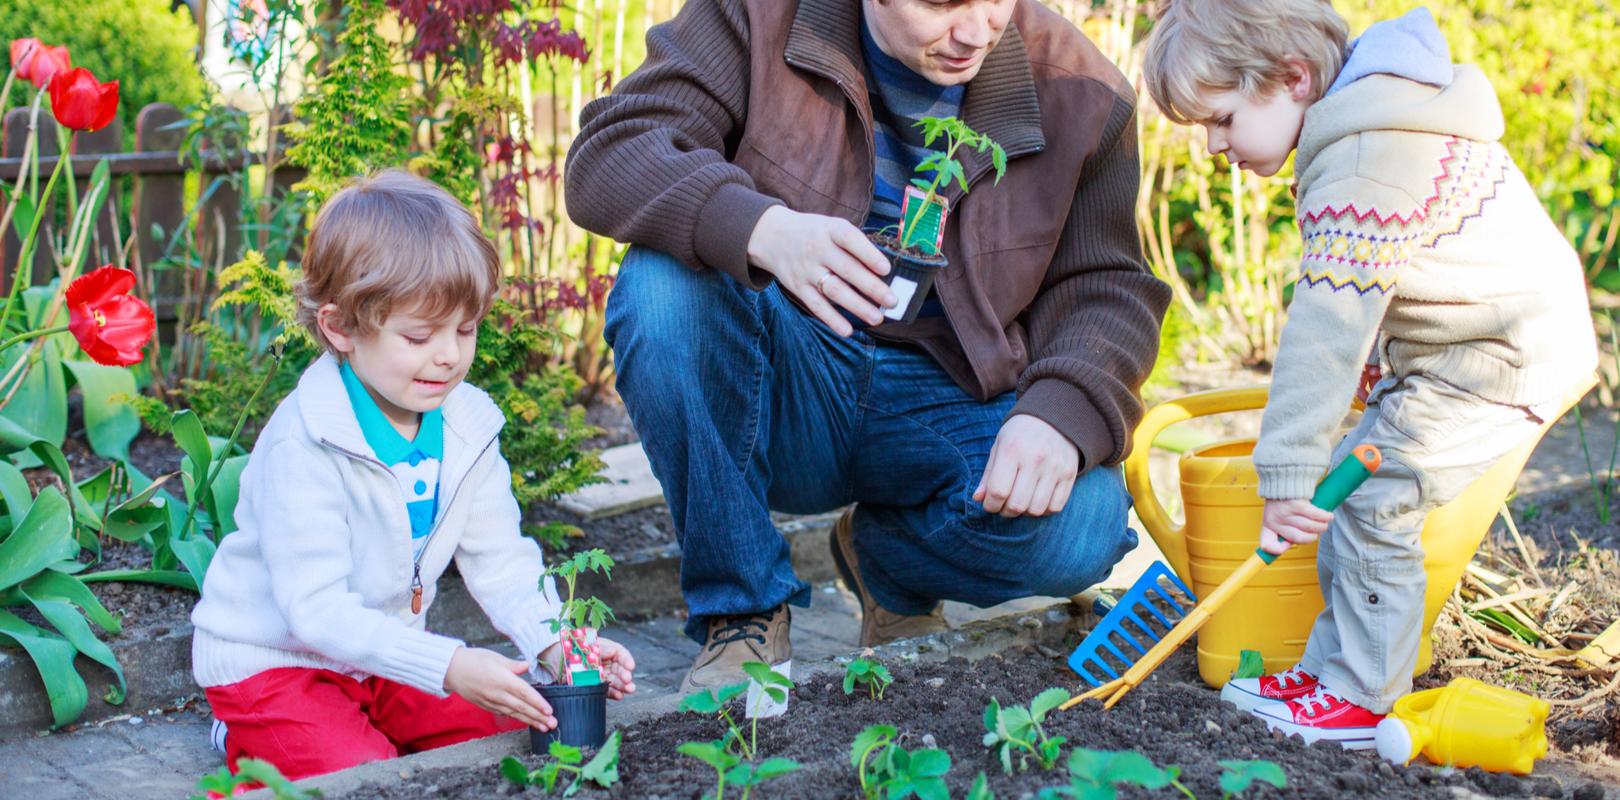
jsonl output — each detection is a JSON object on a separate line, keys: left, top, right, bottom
{"left": 1125, "top": 375, "right": 1597, "bottom": 689}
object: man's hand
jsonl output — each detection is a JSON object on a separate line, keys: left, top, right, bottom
{"left": 444, "top": 646, "right": 555, "bottom": 729}
{"left": 974, "top": 415, "right": 1080, "bottom": 518}
{"left": 1259, "top": 498, "right": 1334, "bottom": 556}
{"left": 746, "top": 205, "right": 897, "bottom": 336}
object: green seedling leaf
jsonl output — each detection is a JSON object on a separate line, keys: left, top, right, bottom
{"left": 1218, "top": 760, "right": 1287, "bottom": 796}
{"left": 678, "top": 740, "right": 739, "bottom": 771}
{"left": 680, "top": 682, "right": 747, "bottom": 714}
{"left": 499, "top": 755, "right": 531, "bottom": 786}
{"left": 1232, "top": 650, "right": 1266, "bottom": 680}
{"left": 968, "top": 771, "right": 996, "bottom": 800}
{"left": 579, "top": 731, "right": 622, "bottom": 787}
{"left": 752, "top": 757, "right": 801, "bottom": 782}
{"left": 549, "top": 740, "right": 583, "bottom": 766}
{"left": 852, "top": 724, "right": 897, "bottom": 768}
{"left": 984, "top": 697, "right": 1001, "bottom": 734}
{"left": 1068, "top": 748, "right": 1170, "bottom": 789}
{"left": 1031, "top": 687, "right": 1072, "bottom": 723}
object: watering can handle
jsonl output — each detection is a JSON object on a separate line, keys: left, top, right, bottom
{"left": 1125, "top": 385, "right": 1272, "bottom": 585}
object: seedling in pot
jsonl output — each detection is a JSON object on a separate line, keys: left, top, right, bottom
{"left": 844, "top": 656, "right": 894, "bottom": 700}
{"left": 532, "top": 548, "right": 616, "bottom": 751}
{"left": 545, "top": 549, "right": 617, "bottom": 679}
{"left": 851, "top": 724, "right": 952, "bottom": 800}
{"left": 499, "top": 731, "right": 622, "bottom": 796}
{"left": 983, "top": 687, "right": 1071, "bottom": 773}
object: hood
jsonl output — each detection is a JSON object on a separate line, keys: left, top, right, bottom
{"left": 1295, "top": 8, "right": 1503, "bottom": 180}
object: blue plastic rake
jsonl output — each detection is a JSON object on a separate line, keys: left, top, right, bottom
{"left": 1067, "top": 561, "right": 1197, "bottom": 688}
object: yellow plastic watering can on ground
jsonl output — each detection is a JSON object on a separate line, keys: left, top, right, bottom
{"left": 1125, "top": 375, "right": 1597, "bottom": 689}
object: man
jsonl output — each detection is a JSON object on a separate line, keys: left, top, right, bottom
{"left": 565, "top": 0, "right": 1170, "bottom": 694}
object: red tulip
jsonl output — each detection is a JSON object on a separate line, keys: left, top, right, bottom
{"left": 47, "top": 68, "right": 118, "bottom": 133}
{"left": 66, "top": 266, "right": 154, "bottom": 367}
{"left": 10, "top": 38, "right": 71, "bottom": 90}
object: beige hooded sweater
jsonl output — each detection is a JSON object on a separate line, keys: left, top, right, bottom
{"left": 1254, "top": 59, "right": 1597, "bottom": 500}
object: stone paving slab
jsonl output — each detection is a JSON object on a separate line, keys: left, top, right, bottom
{"left": 553, "top": 443, "right": 664, "bottom": 519}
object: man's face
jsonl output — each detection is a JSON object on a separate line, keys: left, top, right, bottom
{"left": 863, "top": 0, "right": 1016, "bottom": 86}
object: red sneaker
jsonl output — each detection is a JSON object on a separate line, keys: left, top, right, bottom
{"left": 1221, "top": 665, "right": 1319, "bottom": 712}
{"left": 1251, "top": 686, "right": 1384, "bottom": 750}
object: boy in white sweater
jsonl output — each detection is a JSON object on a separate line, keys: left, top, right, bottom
{"left": 1143, "top": 0, "right": 1595, "bottom": 748}
{"left": 190, "top": 170, "right": 635, "bottom": 780}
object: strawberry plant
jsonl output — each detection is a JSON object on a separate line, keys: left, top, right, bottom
{"left": 499, "top": 731, "right": 622, "bottom": 796}
{"left": 851, "top": 724, "right": 954, "bottom": 800}
{"left": 678, "top": 661, "right": 800, "bottom": 799}
{"left": 191, "top": 758, "right": 320, "bottom": 799}
{"left": 843, "top": 656, "right": 894, "bottom": 700}
{"left": 1037, "top": 749, "right": 1172, "bottom": 800}
{"left": 982, "top": 688, "right": 1071, "bottom": 773}
{"left": 1219, "top": 760, "right": 1287, "bottom": 798}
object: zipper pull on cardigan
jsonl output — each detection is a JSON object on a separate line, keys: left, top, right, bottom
{"left": 411, "top": 564, "right": 424, "bottom": 615}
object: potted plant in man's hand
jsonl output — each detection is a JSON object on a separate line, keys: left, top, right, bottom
{"left": 532, "top": 548, "right": 616, "bottom": 751}
{"left": 865, "top": 116, "right": 1006, "bottom": 324}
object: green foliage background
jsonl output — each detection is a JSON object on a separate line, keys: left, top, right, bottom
{"left": 0, "top": 0, "right": 205, "bottom": 141}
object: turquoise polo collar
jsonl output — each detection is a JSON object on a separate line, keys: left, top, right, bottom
{"left": 339, "top": 361, "right": 444, "bottom": 464}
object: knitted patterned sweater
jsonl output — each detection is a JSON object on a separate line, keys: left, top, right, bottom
{"left": 1254, "top": 60, "right": 1597, "bottom": 500}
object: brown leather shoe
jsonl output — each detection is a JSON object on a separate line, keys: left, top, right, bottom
{"left": 829, "top": 507, "right": 948, "bottom": 647}
{"left": 678, "top": 604, "right": 793, "bottom": 695}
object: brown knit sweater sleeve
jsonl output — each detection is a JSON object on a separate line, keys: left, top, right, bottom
{"left": 564, "top": 0, "right": 780, "bottom": 289}
{"left": 1009, "top": 88, "right": 1171, "bottom": 471}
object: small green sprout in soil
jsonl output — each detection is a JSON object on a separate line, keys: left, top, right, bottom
{"left": 982, "top": 687, "right": 1071, "bottom": 773}
{"left": 498, "top": 731, "right": 622, "bottom": 796}
{"left": 1231, "top": 649, "right": 1265, "bottom": 680}
{"left": 851, "top": 724, "right": 954, "bottom": 800}
{"left": 545, "top": 548, "right": 616, "bottom": 636}
{"left": 966, "top": 771, "right": 995, "bottom": 800}
{"left": 677, "top": 661, "right": 799, "bottom": 799}
{"left": 192, "top": 758, "right": 321, "bottom": 800}
{"left": 844, "top": 656, "right": 894, "bottom": 700}
{"left": 1037, "top": 748, "right": 1170, "bottom": 800}
{"left": 1219, "top": 759, "right": 1288, "bottom": 798}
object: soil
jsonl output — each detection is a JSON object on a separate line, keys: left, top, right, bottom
{"left": 525, "top": 503, "right": 678, "bottom": 556}
{"left": 329, "top": 649, "right": 1600, "bottom": 800}
{"left": 866, "top": 231, "right": 948, "bottom": 266}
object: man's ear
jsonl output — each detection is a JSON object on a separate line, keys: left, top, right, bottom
{"left": 316, "top": 304, "right": 357, "bottom": 354}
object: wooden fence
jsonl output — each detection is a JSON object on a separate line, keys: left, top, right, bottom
{"left": 0, "top": 102, "right": 304, "bottom": 330}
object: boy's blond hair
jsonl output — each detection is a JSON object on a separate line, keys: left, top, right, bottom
{"left": 296, "top": 170, "right": 501, "bottom": 355}
{"left": 1143, "top": 0, "right": 1350, "bottom": 125}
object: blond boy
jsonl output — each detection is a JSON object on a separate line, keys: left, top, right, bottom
{"left": 190, "top": 171, "right": 635, "bottom": 779}
{"left": 1144, "top": 0, "right": 1595, "bottom": 747}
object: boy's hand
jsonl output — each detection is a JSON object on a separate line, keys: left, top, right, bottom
{"left": 444, "top": 646, "right": 555, "bottom": 730}
{"left": 1259, "top": 498, "right": 1334, "bottom": 556}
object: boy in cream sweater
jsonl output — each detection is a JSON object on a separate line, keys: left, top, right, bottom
{"left": 1143, "top": 0, "right": 1595, "bottom": 747}
{"left": 190, "top": 171, "right": 635, "bottom": 779}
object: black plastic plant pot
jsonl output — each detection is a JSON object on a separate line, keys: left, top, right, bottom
{"left": 531, "top": 681, "right": 610, "bottom": 752}
{"left": 867, "top": 233, "right": 947, "bottom": 325}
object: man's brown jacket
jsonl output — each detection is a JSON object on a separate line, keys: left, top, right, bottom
{"left": 565, "top": 0, "right": 1170, "bottom": 471}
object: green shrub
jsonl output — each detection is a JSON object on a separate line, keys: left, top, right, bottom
{"left": 0, "top": 0, "right": 204, "bottom": 140}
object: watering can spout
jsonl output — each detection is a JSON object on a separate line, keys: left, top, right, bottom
{"left": 1125, "top": 385, "right": 1271, "bottom": 587}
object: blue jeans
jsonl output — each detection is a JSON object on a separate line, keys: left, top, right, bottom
{"left": 604, "top": 246, "right": 1138, "bottom": 642}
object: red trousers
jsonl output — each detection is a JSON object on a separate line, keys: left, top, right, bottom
{"left": 205, "top": 667, "right": 524, "bottom": 780}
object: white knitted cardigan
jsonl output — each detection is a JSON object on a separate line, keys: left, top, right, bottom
{"left": 191, "top": 353, "right": 564, "bottom": 696}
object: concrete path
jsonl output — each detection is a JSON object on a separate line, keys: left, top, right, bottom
{"left": 0, "top": 579, "right": 1069, "bottom": 800}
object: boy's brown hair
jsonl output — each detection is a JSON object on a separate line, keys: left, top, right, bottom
{"left": 1143, "top": 0, "right": 1349, "bottom": 125}
{"left": 296, "top": 170, "right": 501, "bottom": 355}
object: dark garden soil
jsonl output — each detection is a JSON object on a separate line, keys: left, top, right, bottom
{"left": 330, "top": 649, "right": 1601, "bottom": 800}
{"left": 526, "top": 502, "right": 678, "bottom": 556}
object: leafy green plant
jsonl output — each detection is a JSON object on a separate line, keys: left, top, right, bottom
{"left": 192, "top": 757, "right": 323, "bottom": 800}
{"left": 677, "top": 738, "right": 743, "bottom": 799}
{"left": 843, "top": 656, "right": 894, "bottom": 700}
{"left": 545, "top": 548, "right": 616, "bottom": 635}
{"left": 679, "top": 682, "right": 754, "bottom": 760}
{"left": 1218, "top": 760, "right": 1287, "bottom": 798}
{"left": 1037, "top": 748, "right": 1173, "bottom": 800}
{"left": 967, "top": 772, "right": 995, "bottom": 800}
{"left": 982, "top": 688, "right": 1071, "bottom": 773}
{"left": 896, "top": 116, "right": 1006, "bottom": 252}
{"left": 1231, "top": 649, "right": 1265, "bottom": 680}
{"left": 499, "top": 731, "right": 621, "bottom": 796}
{"left": 851, "top": 724, "right": 952, "bottom": 800}
{"left": 525, "top": 521, "right": 583, "bottom": 551}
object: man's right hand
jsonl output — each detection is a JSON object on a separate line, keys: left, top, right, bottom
{"left": 746, "top": 206, "right": 898, "bottom": 336}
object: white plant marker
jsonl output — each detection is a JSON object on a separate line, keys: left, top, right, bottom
{"left": 884, "top": 277, "right": 919, "bottom": 321}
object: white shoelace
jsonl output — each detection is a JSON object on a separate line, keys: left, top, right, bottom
{"left": 1295, "top": 686, "right": 1345, "bottom": 716}
{"left": 1275, "top": 665, "right": 1312, "bottom": 688}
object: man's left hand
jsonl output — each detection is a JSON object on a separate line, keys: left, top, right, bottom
{"left": 974, "top": 415, "right": 1080, "bottom": 518}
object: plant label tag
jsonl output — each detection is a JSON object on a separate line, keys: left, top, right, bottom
{"left": 745, "top": 660, "right": 792, "bottom": 719}
{"left": 899, "top": 186, "right": 949, "bottom": 255}
{"left": 884, "top": 276, "right": 918, "bottom": 321}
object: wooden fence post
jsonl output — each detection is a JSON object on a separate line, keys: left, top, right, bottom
{"left": 134, "top": 103, "right": 189, "bottom": 342}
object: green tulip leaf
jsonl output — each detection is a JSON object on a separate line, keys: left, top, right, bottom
{"left": 20, "top": 583, "right": 126, "bottom": 705}
{"left": 0, "top": 460, "right": 33, "bottom": 524}
{"left": 0, "top": 609, "right": 88, "bottom": 727}
{"left": 78, "top": 568, "right": 198, "bottom": 592}
{"left": 171, "top": 535, "right": 217, "bottom": 589}
{"left": 0, "top": 488, "right": 75, "bottom": 592}
{"left": 62, "top": 361, "right": 139, "bottom": 461}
